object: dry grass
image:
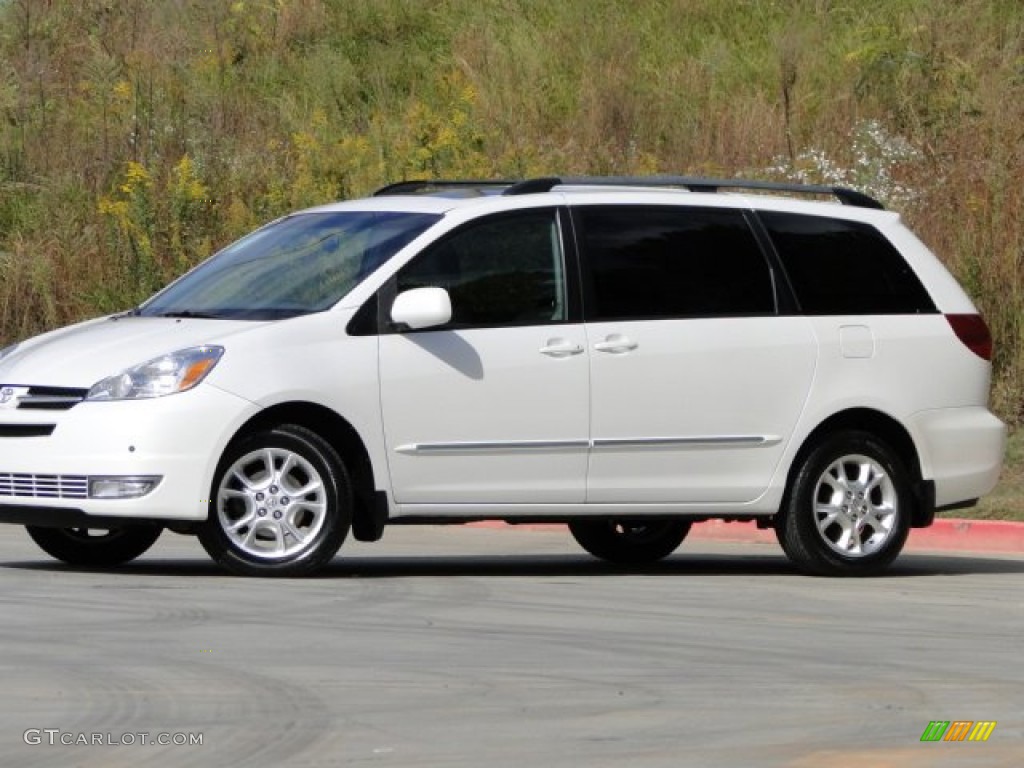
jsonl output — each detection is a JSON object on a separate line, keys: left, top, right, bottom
{"left": 0, "top": 1, "right": 1022, "bottom": 514}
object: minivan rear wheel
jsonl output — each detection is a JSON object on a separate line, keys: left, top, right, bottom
{"left": 569, "top": 519, "right": 691, "bottom": 564}
{"left": 776, "top": 431, "right": 911, "bottom": 576}
{"left": 198, "top": 424, "right": 351, "bottom": 577}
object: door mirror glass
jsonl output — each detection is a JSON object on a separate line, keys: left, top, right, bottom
{"left": 390, "top": 287, "right": 452, "bottom": 330}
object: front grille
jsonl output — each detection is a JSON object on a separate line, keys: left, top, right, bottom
{"left": 0, "top": 473, "right": 89, "bottom": 499}
{"left": 17, "top": 386, "right": 88, "bottom": 411}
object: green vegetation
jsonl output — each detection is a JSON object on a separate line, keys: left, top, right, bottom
{"left": 0, "top": 0, "right": 1021, "bottom": 515}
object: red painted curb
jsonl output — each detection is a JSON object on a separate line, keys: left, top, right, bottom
{"left": 466, "top": 518, "right": 1024, "bottom": 554}
{"left": 906, "top": 519, "right": 1024, "bottom": 554}
{"left": 688, "top": 518, "right": 1024, "bottom": 554}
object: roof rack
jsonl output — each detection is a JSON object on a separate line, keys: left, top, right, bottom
{"left": 373, "top": 176, "right": 885, "bottom": 210}
{"left": 373, "top": 180, "right": 520, "bottom": 197}
{"left": 505, "top": 176, "right": 885, "bottom": 209}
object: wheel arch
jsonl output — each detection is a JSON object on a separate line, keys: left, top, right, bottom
{"left": 229, "top": 402, "right": 386, "bottom": 542}
{"left": 783, "top": 408, "right": 933, "bottom": 527}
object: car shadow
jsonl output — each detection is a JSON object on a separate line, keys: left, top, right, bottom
{"left": 2, "top": 550, "right": 1023, "bottom": 579}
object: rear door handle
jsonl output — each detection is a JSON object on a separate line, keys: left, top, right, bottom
{"left": 539, "top": 339, "right": 584, "bottom": 358}
{"left": 593, "top": 334, "right": 638, "bottom": 354}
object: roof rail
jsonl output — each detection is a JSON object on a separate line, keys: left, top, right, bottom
{"left": 373, "top": 180, "right": 519, "bottom": 197}
{"left": 503, "top": 176, "right": 884, "bottom": 209}
{"left": 373, "top": 176, "right": 885, "bottom": 210}
{"left": 502, "top": 177, "right": 563, "bottom": 196}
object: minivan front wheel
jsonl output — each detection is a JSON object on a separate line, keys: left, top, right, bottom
{"left": 569, "top": 519, "right": 691, "bottom": 564}
{"left": 777, "top": 431, "right": 911, "bottom": 576}
{"left": 198, "top": 424, "right": 351, "bottom": 576}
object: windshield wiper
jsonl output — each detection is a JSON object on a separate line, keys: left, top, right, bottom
{"left": 154, "top": 310, "right": 224, "bottom": 319}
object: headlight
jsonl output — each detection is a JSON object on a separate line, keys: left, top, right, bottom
{"left": 86, "top": 346, "right": 224, "bottom": 401}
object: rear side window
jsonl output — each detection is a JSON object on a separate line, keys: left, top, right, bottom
{"left": 577, "top": 206, "right": 775, "bottom": 321}
{"left": 760, "top": 212, "right": 936, "bottom": 315}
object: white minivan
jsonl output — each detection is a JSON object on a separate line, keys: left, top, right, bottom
{"left": 0, "top": 177, "right": 1006, "bottom": 576}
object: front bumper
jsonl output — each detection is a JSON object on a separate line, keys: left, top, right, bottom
{"left": 0, "top": 384, "right": 259, "bottom": 522}
{"left": 0, "top": 504, "right": 168, "bottom": 528}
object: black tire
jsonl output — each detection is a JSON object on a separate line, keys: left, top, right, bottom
{"left": 198, "top": 424, "right": 351, "bottom": 577}
{"left": 26, "top": 525, "right": 162, "bottom": 567}
{"left": 568, "top": 519, "right": 691, "bottom": 564}
{"left": 776, "top": 431, "right": 911, "bottom": 576}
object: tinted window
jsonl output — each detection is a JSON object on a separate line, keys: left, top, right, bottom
{"left": 578, "top": 206, "right": 774, "bottom": 320}
{"left": 396, "top": 209, "right": 566, "bottom": 328}
{"left": 760, "top": 212, "right": 936, "bottom": 315}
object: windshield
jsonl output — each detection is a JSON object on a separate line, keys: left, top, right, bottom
{"left": 139, "top": 211, "right": 440, "bottom": 320}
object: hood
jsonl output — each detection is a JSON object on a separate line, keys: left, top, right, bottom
{"left": 0, "top": 315, "right": 265, "bottom": 388}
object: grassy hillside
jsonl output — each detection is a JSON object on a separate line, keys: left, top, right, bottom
{"left": 1, "top": 0, "right": 1022, "bottom": 431}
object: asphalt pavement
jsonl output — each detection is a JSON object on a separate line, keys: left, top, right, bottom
{"left": 0, "top": 524, "right": 1021, "bottom": 767}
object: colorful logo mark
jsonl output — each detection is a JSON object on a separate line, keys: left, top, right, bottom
{"left": 920, "top": 721, "right": 996, "bottom": 742}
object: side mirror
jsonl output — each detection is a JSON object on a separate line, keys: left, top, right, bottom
{"left": 390, "top": 287, "right": 452, "bottom": 331}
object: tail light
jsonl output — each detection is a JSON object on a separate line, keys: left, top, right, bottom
{"left": 945, "top": 314, "right": 993, "bottom": 361}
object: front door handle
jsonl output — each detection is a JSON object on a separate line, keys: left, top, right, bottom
{"left": 539, "top": 339, "right": 584, "bottom": 358}
{"left": 593, "top": 334, "right": 638, "bottom": 354}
